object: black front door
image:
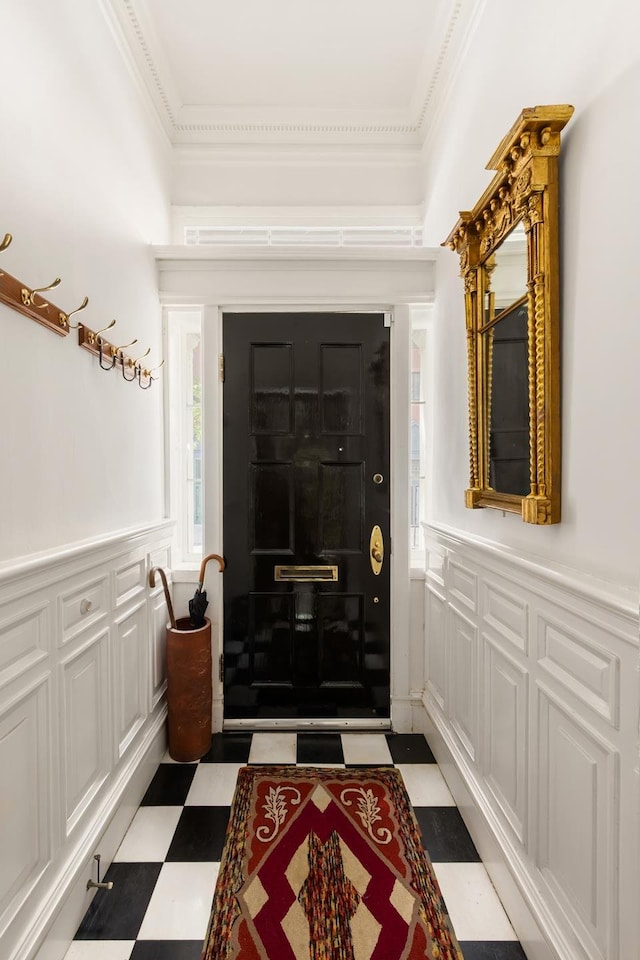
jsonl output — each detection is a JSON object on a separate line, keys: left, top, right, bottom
{"left": 222, "top": 312, "right": 390, "bottom": 723}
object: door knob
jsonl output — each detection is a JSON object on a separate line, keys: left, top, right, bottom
{"left": 370, "top": 525, "right": 384, "bottom": 575}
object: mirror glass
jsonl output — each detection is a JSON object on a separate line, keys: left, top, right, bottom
{"left": 481, "top": 222, "right": 529, "bottom": 495}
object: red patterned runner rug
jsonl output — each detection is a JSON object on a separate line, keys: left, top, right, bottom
{"left": 202, "top": 765, "right": 463, "bottom": 960}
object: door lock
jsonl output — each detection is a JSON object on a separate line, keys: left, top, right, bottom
{"left": 370, "top": 525, "right": 384, "bottom": 575}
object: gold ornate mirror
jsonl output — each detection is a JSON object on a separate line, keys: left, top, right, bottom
{"left": 443, "top": 105, "right": 573, "bottom": 524}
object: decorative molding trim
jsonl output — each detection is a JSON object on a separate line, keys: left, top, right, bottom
{"left": 99, "top": 0, "right": 482, "bottom": 145}
{"left": 423, "top": 522, "right": 638, "bottom": 628}
{"left": 420, "top": 522, "right": 639, "bottom": 960}
{"left": 0, "top": 520, "right": 173, "bottom": 591}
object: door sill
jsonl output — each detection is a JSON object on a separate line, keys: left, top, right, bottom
{"left": 223, "top": 718, "right": 392, "bottom": 731}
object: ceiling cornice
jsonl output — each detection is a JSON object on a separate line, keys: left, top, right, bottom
{"left": 100, "top": 0, "right": 481, "bottom": 146}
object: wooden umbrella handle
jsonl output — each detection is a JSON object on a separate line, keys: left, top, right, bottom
{"left": 198, "top": 553, "right": 226, "bottom": 585}
{"left": 149, "top": 566, "right": 176, "bottom": 629}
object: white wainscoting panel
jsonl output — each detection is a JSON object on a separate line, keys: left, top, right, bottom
{"left": 420, "top": 523, "right": 639, "bottom": 960}
{"left": 0, "top": 602, "right": 50, "bottom": 689}
{"left": 536, "top": 686, "right": 618, "bottom": 959}
{"left": 114, "top": 601, "right": 149, "bottom": 761}
{"left": 113, "top": 557, "right": 146, "bottom": 608}
{"left": 150, "top": 593, "right": 169, "bottom": 709}
{"left": 448, "top": 558, "right": 478, "bottom": 614}
{"left": 59, "top": 576, "right": 108, "bottom": 647}
{"left": 0, "top": 674, "right": 51, "bottom": 935}
{"left": 425, "top": 585, "right": 447, "bottom": 711}
{"left": 448, "top": 606, "right": 478, "bottom": 763}
{"left": 483, "top": 636, "right": 528, "bottom": 844}
{"left": 60, "top": 629, "right": 110, "bottom": 838}
{"left": 535, "top": 608, "right": 620, "bottom": 728}
{"left": 482, "top": 578, "right": 528, "bottom": 653}
{"left": 0, "top": 520, "right": 172, "bottom": 960}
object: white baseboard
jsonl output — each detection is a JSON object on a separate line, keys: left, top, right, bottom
{"left": 28, "top": 710, "right": 167, "bottom": 960}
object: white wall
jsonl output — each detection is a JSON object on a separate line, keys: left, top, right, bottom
{"left": 416, "top": 8, "right": 640, "bottom": 958}
{"left": 172, "top": 144, "right": 424, "bottom": 211}
{"left": 422, "top": 0, "right": 640, "bottom": 590}
{"left": 0, "top": 0, "right": 172, "bottom": 563}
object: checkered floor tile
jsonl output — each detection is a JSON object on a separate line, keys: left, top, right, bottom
{"left": 65, "top": 733, "right": 527, "bottom": 960}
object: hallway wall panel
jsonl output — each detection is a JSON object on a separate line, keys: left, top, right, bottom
{"left": 0, "top": 521, "right": 171, "bottom": 960}
{"left": 420, "top": 523, "right": 639, "bottom": 960}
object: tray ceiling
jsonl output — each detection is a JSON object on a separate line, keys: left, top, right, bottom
{"left": 103, "top": 0, "right": 480, "bottom": 145}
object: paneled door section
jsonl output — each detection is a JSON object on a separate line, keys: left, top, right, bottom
{"left": 223, "top": 313, "right": 390, "bottom": 723}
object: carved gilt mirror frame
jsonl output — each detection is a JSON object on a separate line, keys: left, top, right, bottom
{"left": 443, "top": 105, "right": 573, "bottom": 524}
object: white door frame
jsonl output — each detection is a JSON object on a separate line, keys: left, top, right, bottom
{"left": 157, "top": 247, "right": 434, "bottom": 732}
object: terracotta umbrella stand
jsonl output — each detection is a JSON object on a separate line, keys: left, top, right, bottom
{"left": 165, "top": 616, "right": 212, "bottom": 762}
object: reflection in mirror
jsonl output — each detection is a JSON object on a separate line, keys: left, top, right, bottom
{"left": 482, "top": 221, "right": 529, "bottom": 495}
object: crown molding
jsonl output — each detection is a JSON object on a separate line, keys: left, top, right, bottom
{"left": 171, "top": 143, "right": 423, "bottom": 168}
{"left": 99, "top": 0, "right": 485, "bottom": 147}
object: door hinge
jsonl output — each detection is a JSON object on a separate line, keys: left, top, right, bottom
{"left": 219, "top": 653, "right": 224, "bottom": 683}
{"left": 389, "top": 536, "right": 392, "bottom": 555}
{"left": 383, "top": 311, "right": 393, "bottom": 327}
{"left": 218, "top": 354, "right": 225, "bottom": 382}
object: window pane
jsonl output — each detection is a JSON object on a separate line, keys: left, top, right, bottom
{"left": 187, "top": 332, "right": 202, "bottom": 554}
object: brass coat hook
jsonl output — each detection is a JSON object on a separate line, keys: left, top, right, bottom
{"left": 138, "top": 358, "right": 164, "bottom": 389}
{"left": 98, "top": 336, "right": 137, "bottom": 371}
{"left": 122, "top": 346, "right": 150, "bottom": 382}
{"left": 21, "top": 277, "right": 62, "bottom": 309}
{"left": 103, "top": 336, "right": 138, "bottom": 370}
{"left": 0, "top": 233, "right": 12, "bottom": 277}
{"left": 86, "top": 319, "right": 116, "bottom": 347}
{"left": 59, "top": 295, "right": 89, "bottom": 330}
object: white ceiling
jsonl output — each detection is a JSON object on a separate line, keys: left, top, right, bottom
{"left": 104, "top": 0, "right": 481, "bottom": 145}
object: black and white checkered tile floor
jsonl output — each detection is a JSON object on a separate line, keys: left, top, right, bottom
{"left": 65, "top": 733, "right": 527, "bottom": 960}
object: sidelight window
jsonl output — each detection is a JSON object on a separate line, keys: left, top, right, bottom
{"left": 167, "top": 309, "right": 203, "bottom": 564}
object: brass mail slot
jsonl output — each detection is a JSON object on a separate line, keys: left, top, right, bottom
{"left": 274, "top": 565, "right": 338, "bottom": 582}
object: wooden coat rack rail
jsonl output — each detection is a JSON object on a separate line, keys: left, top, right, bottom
{"left": 0, "top": 232, "right": 162, "bottom": 388}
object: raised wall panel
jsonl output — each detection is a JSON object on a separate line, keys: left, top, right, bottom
{"left": 114, "top": 558, "right": 146, "bottom": 608}
{"left": 148, "top": 545, "right": 171, "bottom": 578}
{"left": 0, "top": 602, "right": 49, "bottom": 688}
{"left": 448, "top": 559, "right": 477, "bottom": 613}
{"left": 483, "top": 637, "right": 527, "bottom": 842}
{"left": 425, "top": 544, "right": 446, "bottom": 589}
{"left": 150, "top": 595, "right": 168, "bottom": 708}
{"left": 449, "top": 607, "right": 478, "bottom": 762}
{"left": 0, "top": 676, "right": 51, "bottom": 926}
{"left": 425, "top": 586, "right": 446, "bottom": 710}
{"left": 536, "top": 687, "right": 617, "bottom": 958}
{"left": 423, "top": 524, "right": 638, "bottom": 960}
{"left": 60, "top": 630, "right": 110, "bottom": 836}
{"left": 536, "top": 611, "right": 619, "bottom": 727}
{"left": 482, "top": 579, "right": 528, "bottom": 653}
{"left": 59, "top": 575, "right": 108, "bottom": 646}
{"left": 114, "top": 602, "right": 148, "bottom": 760}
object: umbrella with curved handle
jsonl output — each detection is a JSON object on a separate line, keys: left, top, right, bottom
{"left": 189, "top": 553, "right": 225, "bottom": 628}
{"left": 149, "top": 566, "right": 176, "bottom": 629}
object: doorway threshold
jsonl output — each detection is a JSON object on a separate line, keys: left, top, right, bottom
{"left": 224, "top": 718, "right": 392, "bottom": 731}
